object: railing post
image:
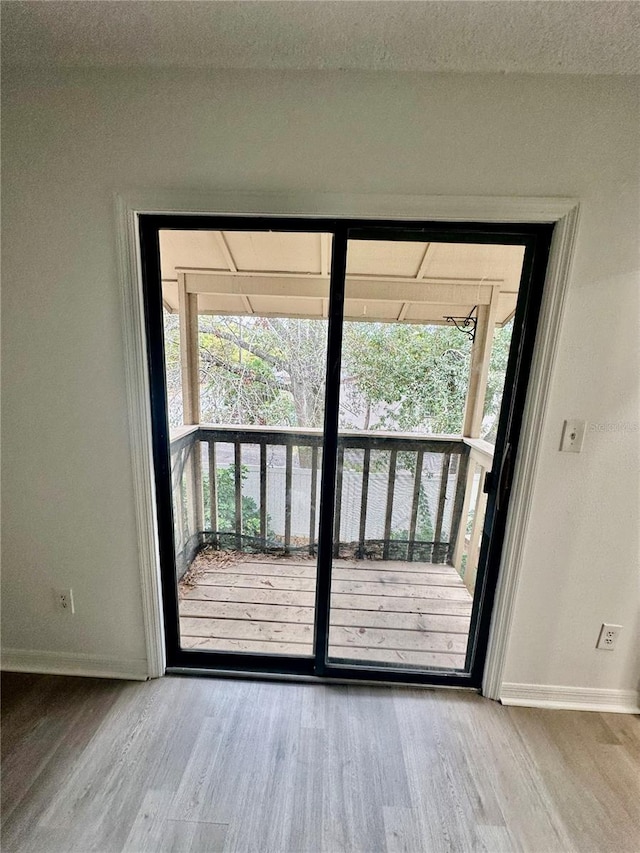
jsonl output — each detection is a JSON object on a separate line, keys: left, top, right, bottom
{"left": 463, "top": 285, "right": 500, "bottom": 439}
{"left": 447, "top": 447, "right": 470, "bottom": 566}
{"left": 177, "top": 272, "right": 200, "bottom": 425}
{"left": 465, "top": 475, "right": 488, "bottom": 593}
{"left": 452, "top": 464, "right": 474, "bottom": 572}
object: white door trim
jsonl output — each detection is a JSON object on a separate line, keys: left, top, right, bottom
{"left": 114, "top": 191, "right": 580, "bottom": 687}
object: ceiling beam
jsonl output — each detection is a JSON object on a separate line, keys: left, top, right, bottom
{"left": 214, "top": 232, "right": 238, "bottom": 272}
{"left": 415, "top": 243, "right": 432, "bottom": 279}
{"left": 183, "top": 272, "right": 500, "bottom": 306}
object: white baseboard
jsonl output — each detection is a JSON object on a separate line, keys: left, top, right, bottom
{"left": 500, "top": 682, "right": 640, "bottom": 714}
{"left": 1, "top": 648, "right": 150, "bottom": 681}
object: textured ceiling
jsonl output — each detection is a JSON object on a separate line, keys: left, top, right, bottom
{"left": 2, "top": 1, "right": 639, "bottom": 74}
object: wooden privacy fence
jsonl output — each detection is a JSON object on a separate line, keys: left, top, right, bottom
{"left": 169, "top": 426, "right": 487, "bottom": 579}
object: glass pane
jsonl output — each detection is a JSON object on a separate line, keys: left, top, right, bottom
{"left": 160, "top": 228, "right": 332, "bottom": 657}
{"left": 328, "top": 237, "right": 525, "bottom": 671}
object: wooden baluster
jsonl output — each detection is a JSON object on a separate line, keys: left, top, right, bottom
{"left": 452, "top": 458, "right": 475, "bottom": 572}
{"left": 433, "top": 452, "right": 452, "bottom": 562}
{"left": 447, "top": 449, "right": 470, "bottom": 566}
{"left": 309, "top": 445, "right": 318, "bottom": 555}
{"left": 193, "top": 440, "right": 204, "bottom": 536}
{"left": 284, "top": 444, "right": 293, "bottom": 554}
{"left": 465, "top": 470, "right": 488, "bottom": 594}
{"left": 184, "top": 442, "right": 196, "bottom": 550}
{"left": 358, "top": 448, "right": 371, "bottom": 559}
{"left": 407, "top": 450, "right": 424, "bottom": 562}
{"left": 173, "top": 447, "right": 186, "bottom": 562}
{"left": 333, "top": 446, "right": 344, "bottom": 558}
{"left": 208, "top": 440, "right": 218, "bottom": 545}
{"left": 383, "top": 449, "right": 398, "bottom": 560}
{"left": 234, "top": 442, "right": 242, "bottom": 551}
{"left": 260, "top": 443, "right": 267, "bottom": 551}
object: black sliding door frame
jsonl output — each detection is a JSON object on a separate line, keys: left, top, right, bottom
{"left": 139, "top": 214, "right": 553, "bottom": 688}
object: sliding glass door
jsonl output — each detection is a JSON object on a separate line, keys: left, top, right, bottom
{"left": 140, "top": 215, "right": 552, "bottom": 685}
{"left": 322, "top": 231, "right": 529, "bottom": 678}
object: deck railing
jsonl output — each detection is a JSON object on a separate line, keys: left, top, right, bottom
{"left": 169, "top": 425, "right": 492, "bottom": 581}
{"left": 453, "top": 438, "right": 494, "bottom": 593}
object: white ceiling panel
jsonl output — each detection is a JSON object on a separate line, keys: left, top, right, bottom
{"left": 222, "top": 231, "right": 322, "bottom": 274}
{"left": 347, "top": 240, "right": 429, "bottom": 278}
{"left": 160, "top": 230, "right": 229, "bottom": 280}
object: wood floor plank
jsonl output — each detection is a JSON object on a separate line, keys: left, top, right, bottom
{"left": 242, "top": 557, "right": 459, "bottom": 576}
{"left": 332, "top": 580, "right": 472, "bottom": 599}
{"left": 332, "top": 593, "right": 472, "bottom": 616}
{"left": 196, "top": 572, "right": 317, "bottom": 591}
{"left": 204, "top": 562, "right": 317, "bottom": 578}
{"left": 328, "top": 647, "right": 467, "bottom": 669}
{"left": 179, "top": 556, "right": 473, "bottom": 660}
{"left": 180, "top": 636, "right": 313, "bottom": 655}
{"left": 180, "top": 616, "right": 314, "bottom": 643}
{"left": 3, "top": 674, "right": 639, "bottom": 853}
{"left": 330, "top": 624, "right": 467, "bottom": 653}
{"left": 192, "top": 573, "right": 472, "bottom": 598}
{"left": 333, "top": 558, "right": 457, "bottom": 574}
{"left": 181, "top": 586, "right": 316, "bottom": 606}
{"left": 180, "top": 599, "right": 471, "bottom": 634}
{"left": 182, "top": 585, "right": 472, "bottom": 615}
{"left": 197, "top": 565, "right": 464, "bottom": 587}
{"left": 334, "top": 568, "right": 465, "bottom": 586}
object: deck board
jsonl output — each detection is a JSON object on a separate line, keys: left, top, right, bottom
{"left": 179, "top": 556, "right": 473, "bottom": 670}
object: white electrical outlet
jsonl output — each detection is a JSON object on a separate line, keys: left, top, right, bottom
{"left": 560, "top": 419, "right": 586, "bottom": 452}
{"left": 596, "top": 623, "right": 622, "bottom": 650}
{"left": 55, "top": 589, "right": 75, "bottom": 614}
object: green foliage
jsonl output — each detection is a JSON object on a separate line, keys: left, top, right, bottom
{"left": 390, "top": 483, "right": 435, "bottom": 544}
{"left": 203, "top": 465, "right": 265, "bottom": 538}
{"left": 197, "top": 316, "right": 327, "bottom": 428}
{"left": 163, "top": 311, "right": 183, "bottom": 428}
{"left": 165, "top": 309, "right": 513, "bottom": 444}
{"left": 340, "top": 322, "right": 471, "bottom": 434}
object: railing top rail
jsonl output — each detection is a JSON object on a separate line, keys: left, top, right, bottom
{"left": 198, "top": 423, "right": 463, "bottom": 441}
{"left": 169, "top": 425, "right": 199, "bottom": 451}
{"left": 462, "top": 436, "right": 495, "bottom": 467}
{"left": 195, "top": 423, "right": 467, "bottom": 453}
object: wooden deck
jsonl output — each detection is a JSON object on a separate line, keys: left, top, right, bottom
{"left": 179, "top": 555, "right": 473, "bottom": 670}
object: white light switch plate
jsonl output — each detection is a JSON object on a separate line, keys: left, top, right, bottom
{"left": 560, "top": 420, "right": 586, "bottom": 452}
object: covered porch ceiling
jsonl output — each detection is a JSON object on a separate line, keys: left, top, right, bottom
{"left": 160, "top": 230, "right": 524, "bottom": 326}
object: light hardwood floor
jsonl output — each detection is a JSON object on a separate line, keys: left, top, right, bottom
{"left": 2, "top": 672, "right": 639, "bottom": 852}
{"left": 180, "top": 556, "right": 472, "bottom": 670}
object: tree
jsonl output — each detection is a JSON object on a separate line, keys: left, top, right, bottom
{"left": 164, "top": 310, "right": 513, "bottom": 443}
{"left": 340, "top": 322, "right": 472, "bottom": 434}
{"left": 163, "top": 311, "right": 184, "bottom": 428}
{"left": 198, "top": 316, "right": 328, "bottom": 429}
